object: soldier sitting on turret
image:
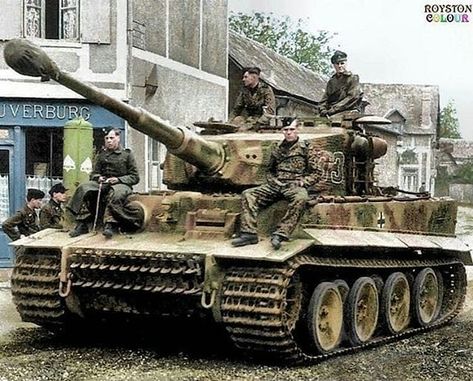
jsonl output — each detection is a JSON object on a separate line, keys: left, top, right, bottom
{"left": 318, "top": 50, "right": 363, "bottom": 117}
{"left": 232, "top": 117, "right": 320, "bottom": 250}
{"left": 229, "top": 67, "right": 276, "bottom": 127}
{"left": 68, "top": 128, "right": 140, "bottom": 239}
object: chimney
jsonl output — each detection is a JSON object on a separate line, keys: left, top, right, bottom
{"left": 421, "top": 88, "right": 432, "bottom": 128}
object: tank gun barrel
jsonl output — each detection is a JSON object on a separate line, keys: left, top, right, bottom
{"left": 3, "top": 39, "right": 226, "bottom": 174}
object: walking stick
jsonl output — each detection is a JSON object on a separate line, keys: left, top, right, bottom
{"left": 92, "top": 181, "right": 103, "bottom": 232}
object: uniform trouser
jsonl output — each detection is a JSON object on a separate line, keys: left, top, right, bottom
{"left": 67, "top": 181, "right": 133, "bottom": 223}
{"left": 240, "top": 183, "right": 309, "bottom": 239}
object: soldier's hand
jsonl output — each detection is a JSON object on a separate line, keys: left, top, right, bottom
{"left": 106, "top": 177, "right": 119, "bottom": 184}
{"left": 98, "top": 176, "right": 107, "bottom": 183}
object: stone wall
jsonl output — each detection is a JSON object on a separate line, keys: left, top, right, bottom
{"left": 449, "top": 183, "right": 473, "bottom": 204}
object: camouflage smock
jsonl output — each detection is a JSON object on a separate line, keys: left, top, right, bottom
{"left": 230, "top": 82, "right": 276, "bottom": 119}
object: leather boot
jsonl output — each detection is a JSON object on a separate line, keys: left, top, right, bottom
{"left": 231, "top": 233, "right": 258, "bottom": 247}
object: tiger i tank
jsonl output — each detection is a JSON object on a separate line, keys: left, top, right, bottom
{"left": 4, "top": 39, "right": 471, "bottom": 364}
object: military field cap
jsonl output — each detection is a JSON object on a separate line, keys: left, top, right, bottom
{"left": 246, "top": 66, "right": 261, "bottom": 75}
{"left": 49, "top": 183, "right": 68, "bottom": 196}
{"left": 281, "top": 116, "right": 297, "bottom": 128}
{"left": 27, "top": 188, "right": 45, "bottom": 201}
{"left": 331, "top": 50, "right": 347, "bottom": 64}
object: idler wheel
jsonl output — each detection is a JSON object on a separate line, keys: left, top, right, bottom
{"left": 307, "top": 282, "right": 344, "bottom": 353}
{"left": 346, "top": 277, "right": 379, "bottom": 346}
{"left": 412, "top": 268, "right": 443, "bottom": 327}
{"left": 381, "top": 272, "right": 411, "bottom": 334}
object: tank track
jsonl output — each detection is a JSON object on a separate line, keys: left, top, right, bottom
{"left": 220, "top": 255, "right": 467, "bottom": 364}
{"left": 68, "top": 248, "right": 205, "bottom": 317}
{"left": 10, "top": 248, "right": 66, "bottom": 327}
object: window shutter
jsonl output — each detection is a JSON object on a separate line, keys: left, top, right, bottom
{"left": 0, "top": 0, "right": 22, "bottom": 40}
{"left": 80, "top": 0, "right": 111, "bottom": 44}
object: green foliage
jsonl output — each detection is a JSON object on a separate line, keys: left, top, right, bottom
{"left": 439, "top": 100, "right": 461, "bottom": 138}
{"left": 229, "top": 12, "right": 334, "bottom": 76}
{"left": 450, "top": 161, "right": 473, "bottom": 184}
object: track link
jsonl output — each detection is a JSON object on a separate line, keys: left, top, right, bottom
{"left": 10, "top": 249, "right": 66, "bottom": 326}
{"left": 220, "top": 255, "right": 467, "bottom": 364}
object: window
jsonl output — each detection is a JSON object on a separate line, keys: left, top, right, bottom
{"left": 25, "top": 0, "right": 79, "bottom": 40}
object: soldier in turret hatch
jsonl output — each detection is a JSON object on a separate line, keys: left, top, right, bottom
{"left": 229, "top": 66, "right": 276, "bottom": 127}
{"left": 318, "top": 50, "right": 363, "bottom": 117}
{"left": 3, "top": 188, "right": 45, "bottom": 241}
{"left": 68, "top": 128, "right": 139, "bottom": 239}
{"left": 232, "top": 117, "right": 321, "bottom": 250}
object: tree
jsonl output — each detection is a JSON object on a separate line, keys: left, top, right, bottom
{"left": 229, "top": 12, "right": 334, "bottom": 76}
{"left": 439, "top": 100, "right": 461, "bottom": 138}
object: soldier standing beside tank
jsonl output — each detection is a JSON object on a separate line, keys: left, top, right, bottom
{"left": 318, "top": 50, "right": 363, "bottom": 117}
{"left": 232, "top": 117, "right": 320, "bottom": 250}
{"left": 229, "top": 67, "right": 276, "bottom": 127}
{"left": 3, "top": 188, "right": 45, "bottom": 241}
{"left": 39, "top": 183, "right": 68, "bottom": 229}
{"left": 68, "top": 128, "right": 140, "bottom": 239}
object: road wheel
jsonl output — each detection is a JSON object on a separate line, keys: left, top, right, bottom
{"left": 307, "top": 282, "right": 343, "bottom": 353}
{"left": 346, "top": 277, "right": 379, "bottom": 346}
{"left": 381, "top": 272, "right": 411, "bottom": 334}
{"left": 412, "top": 268, "right": 443, "bottom": 327}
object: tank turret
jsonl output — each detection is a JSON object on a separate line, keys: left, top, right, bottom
{"left": 4, "top": 38, "right": 387, "bottom": 194}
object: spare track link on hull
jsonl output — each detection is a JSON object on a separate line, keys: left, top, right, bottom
{"left": 220, "top": 255, "right": 467, "bottom": 364}
{"left": 11, "top": 249, "right": 66, "bottom": 327}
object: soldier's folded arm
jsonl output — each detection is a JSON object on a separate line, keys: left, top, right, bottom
{"left": 2, "top": 212, "right": 22, "bottom": 241}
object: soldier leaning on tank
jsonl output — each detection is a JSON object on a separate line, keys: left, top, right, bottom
{"left": 3, "top": 188, "right": 45, "bottom": 241}
{"left": 232, "top": 117, "right": 320, "bottom": 250}
{"left": 39, "top": 183, "right": 68, "bottom": 230}
{"left": 229, "top": 66, "right": 276, "bottom": 127}
{"left": 318, "top": 50, "right": 363, "bottom": 117}
{"left": 68, "top": 128, "right": 140, "bottom": 239}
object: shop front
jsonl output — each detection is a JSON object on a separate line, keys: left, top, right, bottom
{"left": 0, "top": 98, "right": 125, "bottom": 266}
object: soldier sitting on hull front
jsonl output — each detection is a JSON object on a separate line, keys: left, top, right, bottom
{"left": 3, "top": 188, "right": 45, "bottom": 241}
{"left": 68, "top": 128, "right": 140, "bottom": 239}
{"left": 229, "top": 67, "right": 276, "bottom": 128}
{"left": 318, "top": 50, "right": 363, "bottom": 117}
{"left": 232, "top": 117, "right": 320, "bottom": 250}
{"left": 40, "top": 183, "right": 68, "bottom": 230}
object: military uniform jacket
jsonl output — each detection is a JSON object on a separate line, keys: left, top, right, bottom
{"left": 319, "top": 71, "right": 362, "bottom": 114}
{"left": 91, "top": 146, "right": 140, "bottom": 186}
{"left": 40, "top": 199, "right": 64, "bottom": 229}
{"left": 230, "top": 82, "right": 276, "bottom": 118}
{"left": 3, "top": 205, "right": 40, "bottom": 241}
{"left": 267, "top": 139, "right": 321, "bottom": 187}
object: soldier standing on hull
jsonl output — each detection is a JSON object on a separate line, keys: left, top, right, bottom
{"left": 68, "top": 128, "right": 140, "bottom": 239}
{"left": 318, "top": 50, "right": 363, "bottom": 117}
{"left": 232, "top": 118, "right": 320, "bottom": 250}
{"left": 229, "top": 67, "right": 276, "bottom": 127}
{"left": 3, "top": 188, "right": 45, "bottom": 241}
{"left": 40, "top": 183, "right": 68, "bottom": 229}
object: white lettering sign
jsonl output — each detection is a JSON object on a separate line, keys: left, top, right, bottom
{"left": 0, "top": 104, "right": 91, "bottom": 121}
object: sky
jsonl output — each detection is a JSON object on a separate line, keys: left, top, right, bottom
{"left": 228, "top": 0, "right": 473, "bottom": 139}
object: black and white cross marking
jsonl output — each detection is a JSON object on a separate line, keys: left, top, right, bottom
{"left": 377, "top": 211, "right": 386, "bottom": 228}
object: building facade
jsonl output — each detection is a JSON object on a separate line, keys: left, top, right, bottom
{"left": 0, "top": 0, "right": 228, "bottom": 266}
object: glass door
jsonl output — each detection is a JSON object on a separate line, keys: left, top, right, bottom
{"left": 0, "top": 147, "right": 12, "bottom": 266}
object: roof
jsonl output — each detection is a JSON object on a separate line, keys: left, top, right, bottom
{"left": 362, "top": 83, "right": 439, "bottom": 134}
{"left": 229, "top": 31, "right": 326, "bottom": 103}
{"left": 439, "top": 138, "right": 473, "bottom": 161}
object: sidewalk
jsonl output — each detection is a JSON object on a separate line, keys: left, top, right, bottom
{"left": 0, "top": 268, "right": 12, "bottom": 288}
